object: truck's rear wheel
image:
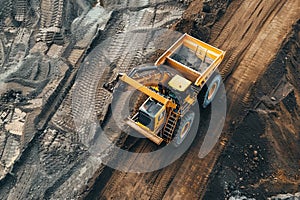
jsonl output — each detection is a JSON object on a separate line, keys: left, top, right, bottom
{"left": 172, "top": 111, "right": 195, "bottom": 147}
{"left": 202, "top": 73, "right": 222, "bottom": 108}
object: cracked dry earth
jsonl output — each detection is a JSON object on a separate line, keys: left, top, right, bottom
{"left": 0, "top": 0, "right": 299, "bottom": 199}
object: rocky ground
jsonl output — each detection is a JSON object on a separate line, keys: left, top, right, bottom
{"left": 0, "top": 0, "right": 299, "bottom": 199}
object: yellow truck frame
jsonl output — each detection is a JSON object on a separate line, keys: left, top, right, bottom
{"left": 109, "top": 33, "right": 225, "bottom": 145}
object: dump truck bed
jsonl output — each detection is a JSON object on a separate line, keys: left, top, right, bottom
{"left": 155, "top": 33, "right": 225, "bottom": 87}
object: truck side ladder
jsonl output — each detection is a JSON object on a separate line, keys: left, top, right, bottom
{"left": 162, "top": 110, "right": 180, "bottom": 142}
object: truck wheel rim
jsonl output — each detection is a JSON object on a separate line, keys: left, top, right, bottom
{"left": 208, "top": 82, "right": 218, "bottom": 101}
{"left": 180, "top": 122, "right": 191, "bottom": 138}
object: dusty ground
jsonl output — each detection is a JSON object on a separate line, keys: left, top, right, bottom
{"left": 205, "top": 20, "right": 300, "bottom": 199}
{"left": 0, "top": 0, "right": 299, "bottom": 199}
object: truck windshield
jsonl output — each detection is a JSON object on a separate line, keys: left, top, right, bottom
{"left": 138, "top": 111, "right": 151, "bottom": 126}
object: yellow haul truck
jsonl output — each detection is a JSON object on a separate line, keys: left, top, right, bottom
{"left": 104, "top": 33, "right": 225, "bottom": 146}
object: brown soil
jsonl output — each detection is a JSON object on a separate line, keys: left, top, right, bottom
{"left": 0, "top": 0, "right": 299, "bottom": 199}
{"left": 205, "top": 20, "right": 300, "bottom": 199}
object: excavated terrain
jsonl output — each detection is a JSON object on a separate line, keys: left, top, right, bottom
{"left": 0, "top": 0, "right": 299, "bottom": 199}
{"left": 204, "top": 20, "right": 300, "bottom": 199}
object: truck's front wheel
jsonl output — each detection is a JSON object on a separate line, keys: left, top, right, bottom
{"left": 172, "top": 111, "right": 195, "bottom": 147}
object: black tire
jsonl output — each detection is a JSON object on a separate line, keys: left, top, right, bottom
{"left": 172, "top": 111, "right": 195, "bottom": 147}
{"left": 202, "top": 73, "right": 222, "bottom": 108}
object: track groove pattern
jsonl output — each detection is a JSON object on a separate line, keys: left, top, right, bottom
{"left": 37, "top": 0, "right": 64, "bottom": 44}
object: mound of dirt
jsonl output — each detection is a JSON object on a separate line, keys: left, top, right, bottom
{"left": 173, "top": 0, "right": 230, "bottom": 41}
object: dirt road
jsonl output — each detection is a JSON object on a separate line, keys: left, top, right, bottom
{"left": 93, "top": 0, "right": 300, "bottom": 199}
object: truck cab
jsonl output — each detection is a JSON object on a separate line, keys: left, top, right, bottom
{"left": 137, "top": 97, "right": 166, "bottom": 132}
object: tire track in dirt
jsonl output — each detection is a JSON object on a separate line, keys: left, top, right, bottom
{"left": 97, "top": 137, "right": 191, "bottom": 200}
{"left": 97, "top": 140, "right": 158, "bottom": 199}
{"left": 0, "top": 37, "right": 4, "bottom": 67}
{"left": 222, "top": 0, "right": 299, "bottom": 118}
{"left": 211, "top": 0, "right": 285, "bottom": 80}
